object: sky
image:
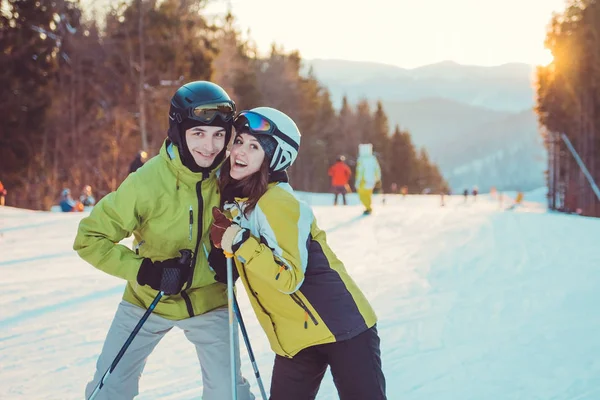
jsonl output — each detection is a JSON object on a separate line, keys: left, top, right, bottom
{"left": 3, "top": 190, "right": 600, "bottom": 399}
{"left": 205, "top": 0, "right": 567, "bottom": 68}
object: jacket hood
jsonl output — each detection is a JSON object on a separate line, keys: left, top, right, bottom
{"left": 358, "top": 143, "right": 373, "bottom": 157}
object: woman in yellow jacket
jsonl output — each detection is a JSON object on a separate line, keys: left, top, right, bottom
{"left": 210, "top": 107, "right": 386, "bottom": 400}
{"left": 73, "top": 81, "right": 254, "bottom": 400}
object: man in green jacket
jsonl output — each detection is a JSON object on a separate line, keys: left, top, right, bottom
{"left": 74, "top": 81, "right": 254, "bottom": 400}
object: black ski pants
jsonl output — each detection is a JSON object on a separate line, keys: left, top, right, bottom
{"left": 269, "top": 325, "right": 386, "bottom": 400}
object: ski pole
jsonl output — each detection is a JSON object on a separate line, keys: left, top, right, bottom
{"left": 226, "top": 255, "right": 238, "bottom": 400}
{"left": 88, "top": 250, "right": 192, "bottom": 400}
{"left": 233, "top": 294, "right": 268, "bottom": 400}
{"left": 88, "top": 291, "right": 163, "bottom": 400}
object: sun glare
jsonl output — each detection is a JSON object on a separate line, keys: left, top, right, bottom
{"left": 537, "top": 48, "right": 554, "bottom": 66}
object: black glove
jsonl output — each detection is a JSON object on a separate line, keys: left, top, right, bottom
{"left": 208, "top": 245, "right": 239, "bottom": 284}
{"left": 137, "top": 251, "right": 192, "bottom": 295}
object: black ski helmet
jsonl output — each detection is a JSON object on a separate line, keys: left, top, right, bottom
{"left": 167, "top": 81, "right": 236, "bottom": 171}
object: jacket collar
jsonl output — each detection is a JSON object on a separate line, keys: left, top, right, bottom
{"left": 160, "top": 140, "right": 220, "bottom": 187}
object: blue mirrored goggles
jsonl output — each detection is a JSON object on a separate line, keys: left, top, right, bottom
{"left": 235, "top": 111, "right": 299, "bottom": 151}
{"left": 234, "top": 111, "right": 275, "bottom": 134}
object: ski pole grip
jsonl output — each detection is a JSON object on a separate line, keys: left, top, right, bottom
{"left": 178, "top": 249, "right": 192, "bottom": 265}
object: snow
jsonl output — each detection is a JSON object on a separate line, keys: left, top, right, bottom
{"left": 2, "top": 190, "right": 600, "bottom": 399}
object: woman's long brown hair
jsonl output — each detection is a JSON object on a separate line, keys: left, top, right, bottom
{"left": 219, "top": 154, "right": 271, "bottom": 216}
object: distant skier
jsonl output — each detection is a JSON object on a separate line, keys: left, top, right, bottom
{"left": 515, "top": 191, "right": 524, "bottom": 204}
{"left": 328, "top": 155, "right": 351, "bottom": 205}
{"left": 355, "top": 143, "right": 381, "bottom": 215}
{"left": 0, "top": 180, "right": 6, "bottom": 206}
{"left": 79, "top": 185, "right": 96, "bottom": 207}
{"left": 401, "top": 185, "right": 408, "bottom": 198}
{"left": 128, "top": 150, "right": 148, "bottom": 174}
{"left": 472, "top": 185, "right": 479, "bottom": 201}
{"left": 59, "top": 188, "right": 84, "bottom": 212}
{"left": 463, "top": 188, "right": 469, "bottom": 202}
{"left": 506, "top": 191, "right": 524, "bottom": 210}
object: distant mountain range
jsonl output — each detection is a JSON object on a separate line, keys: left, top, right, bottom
{"left": 304, "top": 59, "right": 546, "bottom": 192}
{"left": 306, "top": 59, "right": 536, "bottom": 112}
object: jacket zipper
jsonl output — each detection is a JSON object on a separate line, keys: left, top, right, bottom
{"left": 180, "top": 206, "right": 195, "bottom": 316}
{"left": 134, "top": 240, "right": 146, "bottom": 255}
{"left": 290, "top": 292, "right": 318, "bottom": 329}
{"left": 188, "top": 206, "right": 193, "bottom": 241}
{"left": 243, "top": 269, "right": 289, "bottom": 353}
{"left": 274, "top": 261, "right": 318, "bottom": 329}
{"left": 275, "top": 260, "right": 288, "bottom": 280}
{"left": 181, "top": 176, "right": 207, "bottom": 318}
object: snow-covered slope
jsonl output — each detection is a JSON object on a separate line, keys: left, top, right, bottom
{"left": 2, "top": 192, "right": 600, "bottom": 399}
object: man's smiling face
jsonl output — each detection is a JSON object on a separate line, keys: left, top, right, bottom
{"left": 184, "top": 125, "right": 227, "bottom": 168}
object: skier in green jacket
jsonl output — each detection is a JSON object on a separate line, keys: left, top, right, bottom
{"left": 74, "top": 81, "right": 254, "bottom": 400}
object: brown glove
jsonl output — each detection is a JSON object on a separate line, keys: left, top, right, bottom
{"left": 210, "top": 207, "right": 243, "bottom": 254}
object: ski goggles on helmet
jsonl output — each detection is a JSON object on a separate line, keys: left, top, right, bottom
{"left": 234, "top": 111, "right": 299, "bottom": 150}
{"left": 189, "top": 102, "right": 235, "bottom": 124}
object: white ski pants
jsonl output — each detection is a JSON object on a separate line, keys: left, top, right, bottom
{"left": 85, "top": 300, "right": 254, "bottom": 400}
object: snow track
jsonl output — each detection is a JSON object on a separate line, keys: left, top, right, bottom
{"left": 1, "top": 193, "right": 599, "bottom": 399}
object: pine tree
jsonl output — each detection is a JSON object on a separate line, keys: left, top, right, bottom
{"left": 0, "top": 1, "right": 449, "bottom": 208}
{"left": 355, "top": 99, "right": 372, "bottom": 147}
{"left": 335, "top": 96, "right": 355, "bottom": 164}
{"left": 385, "top": 126, "right": 415, "bottom": 192}
{"left": 0, "top": 0, "right": 83, "bottom": 208}
{"left": 372, "top": 101, "right": 390, "bottom": 186}
{"left": 536, "top": 0, "right": 600, "bottom": 216}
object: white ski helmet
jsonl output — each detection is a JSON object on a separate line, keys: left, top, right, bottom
{"left": 358, "top": 143, "right": 373, "bottom": 157}
{"left": 234, "top": 107, "right": 301, "bottom": 172}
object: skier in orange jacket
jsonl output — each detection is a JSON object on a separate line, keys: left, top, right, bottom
{"left": 328, "top": 155, "right": 352, "bottom": 205}
{"left": 0, "top": 180, "right": 6, "bottom": 206}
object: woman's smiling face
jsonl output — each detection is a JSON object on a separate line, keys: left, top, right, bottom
{"left": 229, "top": 133, "right": 266, "bottom": 180}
